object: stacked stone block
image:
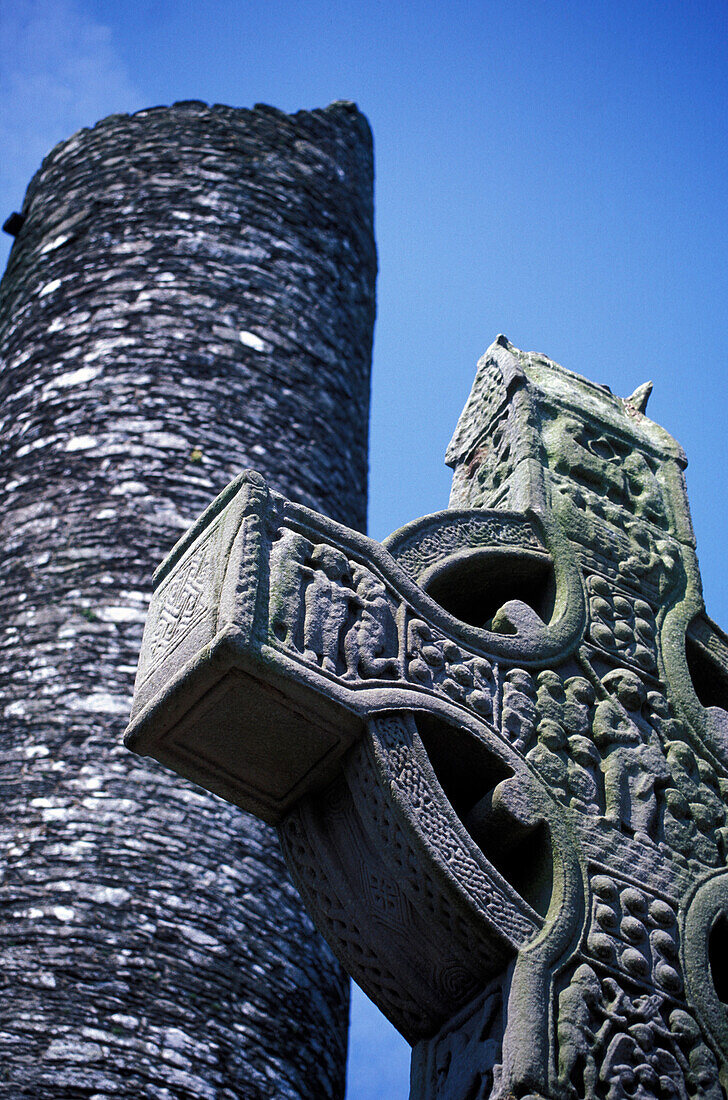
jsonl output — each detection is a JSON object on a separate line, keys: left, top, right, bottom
{"left": 0, "top": 99, "right": 375, "bottom": 1098}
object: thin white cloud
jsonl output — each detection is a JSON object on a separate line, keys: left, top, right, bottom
{"left": 0, "top": 0, "right": 143, "bottom": 261}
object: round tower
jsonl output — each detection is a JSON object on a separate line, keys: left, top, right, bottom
{"left": 0, "top": 99, "right": 375, "bottom": 1098}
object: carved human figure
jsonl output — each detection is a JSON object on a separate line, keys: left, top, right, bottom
{"left": 665, "top": 740, "right": 702, "bottom": 800}
{"left": 535, "top": 669, "right": 566, "bottom": 726}
{"left": 563, "top": 676, "right": 596, "bottom": 738}
{"left": 637, "top": 1021, "right": 688, "bottom": 1100}
{"left": 646, "top": 696, "right": 724, "bottom": 861}
{"left": 620, "top": 520, "right": 659, "bottom": 585}
{"left": 547, "top": 415, "right": 626, "bottom": 502}
{"left": 654, "top": 538, "right": 682, "bottom": 600}
{"left": 302, "top": 544, "right": 352, "bottom": 673}
{"left": 561, "top": 675, "right": 602, "bottom": 811}
{"left": 647, "top": 689, "right": 685, "bottom": 743}
{"left": 557, "top": 963, "right": 604, "bottom": 1096}
{"left": 662, "top": 789, "right": 704, "bottom": 866}
{"left": 526, "top": 718, "right": 569, "bottom": 801}
{"left": 615, "top": 674, "right": 672, "bottom": 840}
{"left": 591, "top": 989, "right": 696, "bottom": 1100}
{"left": 269, "top": 528, "right": 314, "bottom": 648}
{"left": 694, "top": 760, "right": 725, "bottom": 835}
{"left": 622, "top": 451, "right": 667, "bottom": 527}
{"left": 662, "top": 741, "right": 723, "bottom": 866}
{"left": 501, "top": 669, "right": 537, "bottom": 753}
{"left": 557, "top": 964, "right": 632, "bottom": 1096}
{"left": 599, "top": 1029, "right": 658, "bottom": 1100}
{"left": 669, "top": 1009, "right": 723, "bottom": 1100}
{"left": 593, "top": 694, "right": 640, "bottom": 831}
{"left": 594, "top": 669, "right": 670, "bottom": 838}
{"left": 343, "top": 565, "right": 399, "bottom": 680}
{"left": 695, "top": 760, "right": 728, "bottom": 859}
{"left": 567, "top": 735, "right": 602, "bottom": 813}
{"left": 619, "top": 521, "right": 680, "bottom": 599}
{"left": 624, "top": 1021, "right": 686, "bottom": 1100}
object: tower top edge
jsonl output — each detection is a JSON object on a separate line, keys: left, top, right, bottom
{"left": 15, "top": 99, "right": 372, "bottom": 218}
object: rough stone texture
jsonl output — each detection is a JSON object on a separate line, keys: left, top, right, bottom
{"left": 0, "top": 99, "right": 376, "bottom": 1098}
{"left": 132, "top": 336, "right": 728, "bottom": 1098}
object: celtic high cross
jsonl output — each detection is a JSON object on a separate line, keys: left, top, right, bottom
{"left": 126, "top": 337, "right": 728, "bottom": 1099}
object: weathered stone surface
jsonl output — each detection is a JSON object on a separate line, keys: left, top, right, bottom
{"left": 129, "top": 336, "right": 728, "bottom": 1098}
{"left": 0, "top": 99, "right": 376, "bottom": 1097}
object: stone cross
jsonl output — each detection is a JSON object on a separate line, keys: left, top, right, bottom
{"left": 126, "top": 336, "right": 728, "bottom": 1099}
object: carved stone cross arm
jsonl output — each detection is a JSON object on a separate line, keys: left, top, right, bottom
{"left": 125, "top": 463, "right": 581, "bottom": 1035}
{"left": 126, "top": 337, "right": 728, "bottom": 1099}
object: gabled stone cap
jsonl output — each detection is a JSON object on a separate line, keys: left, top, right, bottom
{"left": 446, "top": 335, "right": 687, "bottom": 470}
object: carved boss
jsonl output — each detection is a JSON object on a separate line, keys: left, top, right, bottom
{"left": 126, "top": 337, "right": 728, "bottom": 1099}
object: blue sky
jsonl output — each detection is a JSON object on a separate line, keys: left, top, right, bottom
{"left": 2, "top": 2, "right": 728, "bottom": 1096}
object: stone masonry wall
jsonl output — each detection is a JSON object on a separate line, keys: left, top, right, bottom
{"left": 0, "top": 99, "right": 376, "bottom": 1098}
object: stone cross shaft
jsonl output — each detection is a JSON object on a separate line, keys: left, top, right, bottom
{"left": 126, "top": 337, "right": 728, "bottom": 1100}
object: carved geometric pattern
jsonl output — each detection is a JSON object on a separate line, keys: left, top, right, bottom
{"left": 361, "top": 715, "right": 539, "bottom": 946}
{"left": 136, "top": 517, "right": 221, "bottom": 684}
{"left": 388, "top": 513, "right": 543, "bottom": 583}
{"left": 586, "top": 573, "right": 658, "bottom": 673}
